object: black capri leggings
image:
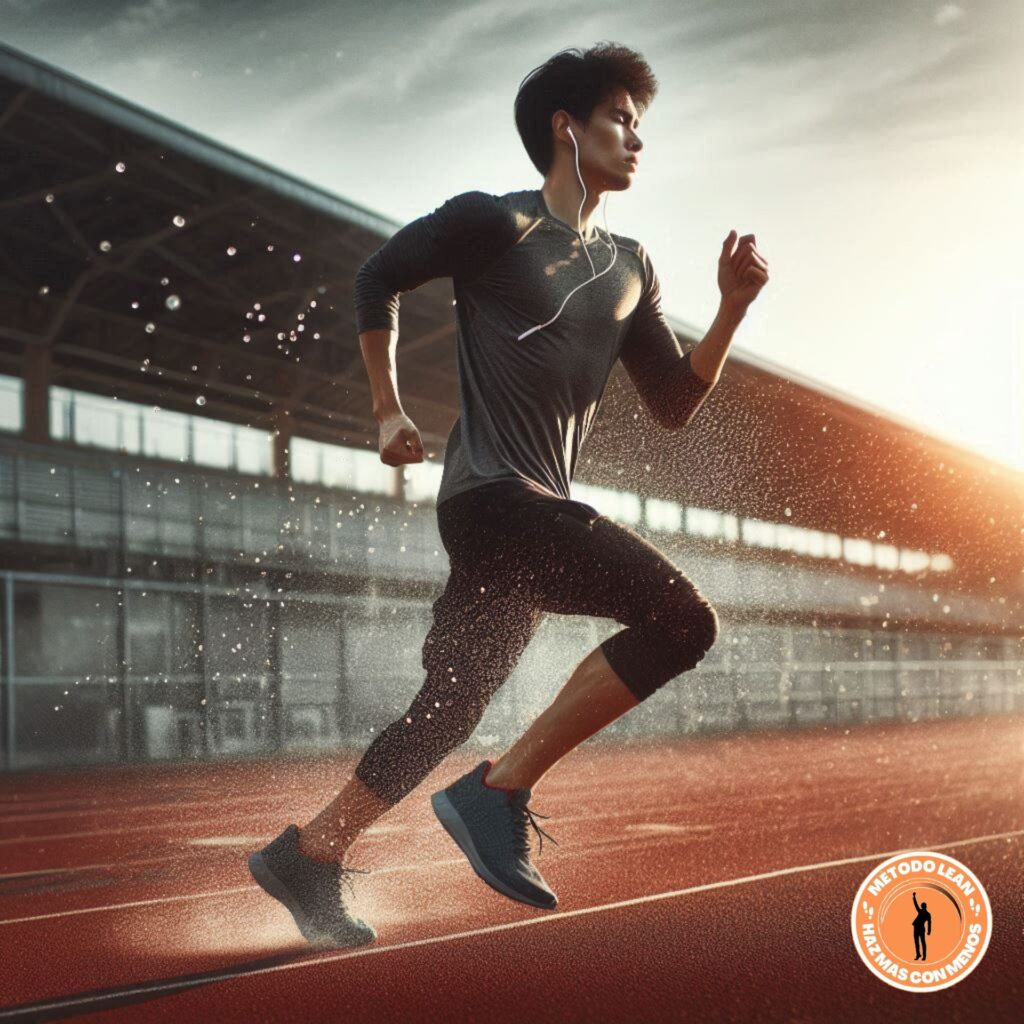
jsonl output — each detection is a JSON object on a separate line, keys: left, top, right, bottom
{"left": 354, "top": 481, "right": 719, "bottom": 805}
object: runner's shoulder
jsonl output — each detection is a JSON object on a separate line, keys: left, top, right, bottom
{"left": 436, "top": 189, "right": 527, "bottom": 248}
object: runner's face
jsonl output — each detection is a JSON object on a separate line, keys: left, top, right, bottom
{"left": 580, "top": 91, "right": 643, "bottom": 191}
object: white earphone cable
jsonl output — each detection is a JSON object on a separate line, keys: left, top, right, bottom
{"left": 517, "top": 127, "right": 618, "bottom": 341}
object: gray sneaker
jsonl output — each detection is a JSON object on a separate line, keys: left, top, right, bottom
{"left": 431, "top": 760, "right": 559, "bottom": 910}
{"left": 247, "top": 824, "right": 376, "bottom": 948}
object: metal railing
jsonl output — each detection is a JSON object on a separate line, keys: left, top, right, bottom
{"left": 2, "top": 566, "right": 1021, "bottom": 770}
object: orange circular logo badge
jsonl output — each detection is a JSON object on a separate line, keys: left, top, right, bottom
{"left": 851, "top": 850, "right": 992, "bottom": 992}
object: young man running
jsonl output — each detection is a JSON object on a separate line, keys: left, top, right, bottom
{"left": 248, "top": 43, "right": 769, "bottom": 948}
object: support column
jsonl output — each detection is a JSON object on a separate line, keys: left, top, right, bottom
{"left": 271, "top": 367, "right": 293, "bottom": 480}
{"left": 22, "top": 345, "right": 52, "bottom": 443}
{"left": 2, "top": 575, "right": 14, "bottom": 770}
{"left": 268, "top": 596, "right": 285, "bottom": 751}
{"left": 118, "top": 587, "right": 133, "bottom": 762}
{"left": 272, "top": 406, "right": 292, "bottom": 479}
{"left": 198, "top": 585, "right": 212, "bottom": 757}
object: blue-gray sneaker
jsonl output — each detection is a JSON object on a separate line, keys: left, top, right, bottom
{"left": 431, "top": 760, "right": 559, "bottom": 910}
{"left": 247, "top": 824, "right": 376, "bottom": 948}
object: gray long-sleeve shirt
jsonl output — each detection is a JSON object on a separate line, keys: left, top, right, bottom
{"left": 354, "top": 188, "right": 715, "bottom": 508}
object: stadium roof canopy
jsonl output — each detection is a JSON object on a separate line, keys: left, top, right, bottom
{"left": 0, "top": 41, "right": 1021, "bottom": 588}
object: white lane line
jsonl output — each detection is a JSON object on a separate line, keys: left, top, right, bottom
{"left": 624, "top": 824, "right": 715, "bottom": 834}
{"left": 1, "top": 825, "right": 1019, "bottom": 928}
{"left": 0, "top": 822, "right": 240, "bottom": 847}
{"left": 2, "top": 827, "right": 1015, "bottom": 1019}
{"left": 0, "top": 794, "right": 282, "bottom": 825}
{"left": 0, "top": 856, "right": 172, "bottom": 881}
{"left": 183, "top": 824, "right": 411, "bottom": 848}
{"left": 185, "top": 836, "right": 274, "bottom": 848}
{"left": 0, "top": 826, "right": 410, "bottom": 879}
{"left": 0, "top": 826, "right": 1019, "bottom": 1024}
{"left": 0, "top": 796, "right": 754, "bottom": 847}
{"left": 0, "top": 825, "right": 411, "bottom": 880}
{"left": 0, "top": 827, "right": 701, "bottom": 893}
{"left": 0, "top": 853, "right": 494, "bottom": 926}
{"left": 0, "top": 757, "right": 813, "bottom": 837}
{"left": 2, "top": 765, "right": 1003, "bottom": 842}
{"left": 0, "top": 827, "right": 719, "bottom": 920}
{"left": 0, "top": 885, "right": 258, "bottom": 927}
{"left": 0, "top": 817, "right": 413, "bottom": 847}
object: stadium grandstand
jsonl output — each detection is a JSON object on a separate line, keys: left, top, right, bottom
{"left": 1, "top": 40, "right": 1021, "bottom": 771}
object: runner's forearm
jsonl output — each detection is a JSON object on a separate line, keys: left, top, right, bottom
{"left": 359, "top": 328, "right": 404, "bottom": 422}
{"left": 689, "top": 300, "right": 744, "bottom": 385}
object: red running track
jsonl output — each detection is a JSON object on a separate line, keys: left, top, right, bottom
{"left": 0, "top": 713, "right": 1021, "bottom": 1022}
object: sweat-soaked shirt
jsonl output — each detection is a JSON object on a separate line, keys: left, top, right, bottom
{"left": 353, "top": 188, "right": 716, "bottom": 510}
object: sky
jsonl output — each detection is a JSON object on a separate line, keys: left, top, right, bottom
{"left": 2, "top": 0, "right": 1022, "bottom": 473}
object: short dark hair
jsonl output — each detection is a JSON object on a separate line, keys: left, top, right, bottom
{"left": 514, "top": 43, "right": 658, "bottom": 177}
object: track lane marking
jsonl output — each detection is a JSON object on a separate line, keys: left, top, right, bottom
{"left": 1, "top": 826, "right": 1018, "bottom": 928}
{"left": 0, "top": 827, "right": 1020, "bottom": 1019}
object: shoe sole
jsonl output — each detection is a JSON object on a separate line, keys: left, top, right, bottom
{"left": 247, "top": 851, "right": 376, "bottom": 949}
{"left": 430, "top": 790, "right": 557, "bottom": 910}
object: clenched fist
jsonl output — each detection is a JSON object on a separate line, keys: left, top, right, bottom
{"left": 718, "top": 231, "right": 769, "bottom": 313}
{"left": 378, "top": 411, "right": 424, "bottom": 466}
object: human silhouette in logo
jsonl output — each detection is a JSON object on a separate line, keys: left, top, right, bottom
{"left": 912, "top": 891, "right": 932, "bottom": 960}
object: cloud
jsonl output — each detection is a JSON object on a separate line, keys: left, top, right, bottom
{"left": 113, "top": 0, "right": 198, "bottom": 36}
{"left": 250, "top": 0, "right": 577, "bottom": 136}
{"left": 0, "top": 0, "right": 61, "bottom": 12}
{"left": 934, "top": 4, "right": 966, "bottom": 27}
